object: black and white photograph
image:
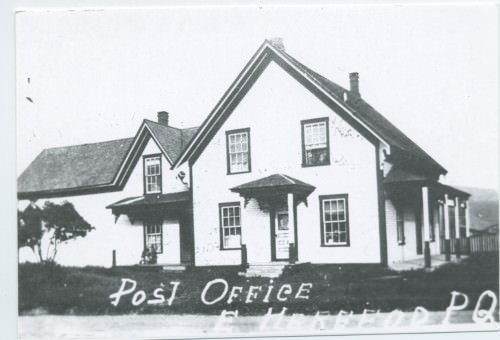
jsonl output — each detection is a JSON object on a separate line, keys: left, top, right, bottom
{"left": 14, "top": 3, "right": 499, "bottom": 339}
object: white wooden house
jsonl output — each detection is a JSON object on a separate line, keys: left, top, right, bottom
{"left": 18, "top": 39, "right": 471, "bottom": 270}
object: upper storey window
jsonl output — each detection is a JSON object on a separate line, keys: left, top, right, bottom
{"left": 144, "top": 155, "right": 162, "bottom": 194}
{"left": 226, "top": 128, "right": 251, "bottom": 174}
{"left": 302, "top": 117, "right": 330, "bottom": 167}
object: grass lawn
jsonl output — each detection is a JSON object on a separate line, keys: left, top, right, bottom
{"left": 18, "top": 253, "right": 499, "bottom": 315}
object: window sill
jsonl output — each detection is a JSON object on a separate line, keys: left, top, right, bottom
{"left": 220, "top": 247, "right": 242, "bottom": 251}
{"left": 320, "top": 243, "right": 350, "bottom": 247}
{"left": 302, "top": 162, "right": 331, "bottom": 168}
{"left": 227, "top": 170, "right": 251, "bottom": 176}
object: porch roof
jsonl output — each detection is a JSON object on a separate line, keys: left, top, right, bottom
{"left": 230, "top": 174, "right": 315, "bottom": 196}
{"left": 384, "top": 168, "right": 470, "bottom": 199}
{"left": 106, "top": 191, "right": 190, "bottom": 218}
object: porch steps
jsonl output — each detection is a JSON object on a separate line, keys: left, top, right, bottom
{"left": 161, "top": 264, "right": 186, "bottom": 271}
{"left": 244, "top": 263, "right": 286, "bottom": 278}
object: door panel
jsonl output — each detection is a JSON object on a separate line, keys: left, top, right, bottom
{"left": 274, "top": 211, "right": 290, "bottom": 260}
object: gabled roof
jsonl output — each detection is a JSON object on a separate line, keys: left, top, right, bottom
{"left": 281, "top": 53, "right": 447, "bottom": 176}
{"left": 384, "top": 167, "right": 430, "bottom": 183}
{"left": 18, "top": 138, "right": 134, "bottom": 199}
{"left": 106, "top": 191, "right": 191, "bottom": 220}
{"left": 106, "top": 191, "right": 190, "bottom": 210}
{"left": 142, "top": 120, "right": 199, "bottom": 164}
{"left": 174, "top": 39, "right": 446, "bottom": 177}
{"left": 143, "top": 120, "right": 182, "bottom": 163}
{"left": 231, "top": 173, "right": 314, "bottom": 192}
{"left": 230, "top": 173, "right": 316, "bottom": 203}
{"left": 18, "top": 121, "right": 199, "bottom": 199}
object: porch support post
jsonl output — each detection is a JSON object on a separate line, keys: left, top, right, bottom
{"left": 454, "top": 197, "right": 461, "bottom": 259}
{"left": 465, "top": 200, "right": 471, "bottom": 237}
{"left": 465, "top": 199, "right": 471, "bottom": 254}
{"left": 287, "top": 193, "right": 296, "bottom": 263}
{"left": 422, "top": 186, "right": 431, "bottom": 268}
{"left": 240, "top": 196, "right": 248, "bottom": 267}
{"left": 240, "top": 196, "right": 246, "bottom": 244}
{"left": 444, "top": 194, "right": 451, "bottom": 261}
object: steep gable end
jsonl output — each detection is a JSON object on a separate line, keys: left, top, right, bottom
{"left": 174, "top": 39, "right": 446, "bottom": 178}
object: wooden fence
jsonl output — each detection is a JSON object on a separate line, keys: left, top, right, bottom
{"left": 469, "top": 233, "right": 499, "bottom": 253}
{"left": 440, "top": 234, "right": 498, "bottom": 255}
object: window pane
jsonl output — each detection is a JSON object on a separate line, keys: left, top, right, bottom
{"left": 339, "top": 232, "right": 346, "bottom": 243}
{"left": 332, "top": 201, "right": 338, "bottom": 220}
{"left": 338, "top": 199, "right": 345, "bottom": 213}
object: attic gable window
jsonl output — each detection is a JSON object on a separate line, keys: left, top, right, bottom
{"left": 226, "top": 128, "right": 251, "bottom": 174}
{"left": 302, "top": 117, "right": 330, "bottom": 167}
{"left": 144, "top": 155, "right": 162, "bottom": 194}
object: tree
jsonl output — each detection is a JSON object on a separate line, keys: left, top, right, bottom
{"left": 18, "top": 204, "right": 44, "bottom": 262}
{"left": 18, "top": 201, "right": 94, "bottom": 263}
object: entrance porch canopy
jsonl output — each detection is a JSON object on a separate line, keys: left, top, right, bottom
{"left": 230, "top": 173, "right": 315, "bottom": 206}
{"left": 106, "top": 191, "right": 190, "bottom": 222}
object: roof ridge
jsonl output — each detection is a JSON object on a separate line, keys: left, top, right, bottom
{"left": 278, "top": 48, "right": 446, "bottom": 175}
{"left": 40, "top": 137, "right": 134, "bottom": 152}
{"left": 144, "top": 118, "right": 185, "bottom": 132}
{"left": 279, "top": 173, "right": 296, "bottom": 185}
{"left": 182, "top": 126, "right": 200, "bottom": 131}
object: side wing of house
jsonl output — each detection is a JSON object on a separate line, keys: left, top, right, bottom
{"left": 18, "top": 117, "right": 195, "bottom": 267}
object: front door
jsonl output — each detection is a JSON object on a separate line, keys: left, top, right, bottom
{"left": 274, "top": 210, "right": 290, "bottom": 260}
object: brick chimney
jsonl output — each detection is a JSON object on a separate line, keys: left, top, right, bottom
{"left": 349, "top": 72, "right": 360, "bottom": 96}
{"left": 269, "top": 37, "right": 285, "bottom": 51}
{"left": 157, "top": 111, "right": 169, "bottom": 126}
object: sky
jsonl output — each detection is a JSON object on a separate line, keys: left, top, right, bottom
{"left": 15, "top": 4, "right": 498, "bottom": 189}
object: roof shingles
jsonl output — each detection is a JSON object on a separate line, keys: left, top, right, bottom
{"left": 18, "top": 122, "right": 199, "bottom": 197}
{"left": 18, "top": 138, "right": 134, "bottom": 195}
{"left": 279, "top": 48, "right": 447, "bottom": 175}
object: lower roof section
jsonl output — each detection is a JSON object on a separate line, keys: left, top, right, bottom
{"left": 231, "top": 173, "right": 315, "bottom": 195}
{"left": 106, "top": 191, "right": 190, "bottom": 221}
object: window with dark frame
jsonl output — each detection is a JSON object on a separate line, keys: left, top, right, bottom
{"left": 226, "top": 129, "right": 251, "bottom": 174}
{"left": 396, "top": 206, "right": 405, "bottom": 245}
{"left": 144, "top": 222, "right": 163, "bottom": 253}
{"left": 144, "top": 155, "right": 162, "bottom": 194}
{"left": 320, "top": 194, "right": 349, "bottom": 246}
{"left": 302, "top": 118, "right": 330, "bottom": 167}
{"left": 219, "top": 203, "right": 242, "bottom": 249}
